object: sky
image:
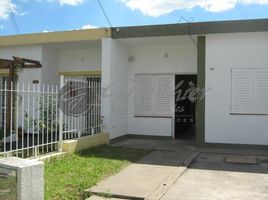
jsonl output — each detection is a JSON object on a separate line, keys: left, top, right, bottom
{"left": 0, "top": 0, "right": 268, "bottom": 36}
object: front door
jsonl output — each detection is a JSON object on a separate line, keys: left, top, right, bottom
{"left": 174, "top": 75, "right": 197, "bottom": 140}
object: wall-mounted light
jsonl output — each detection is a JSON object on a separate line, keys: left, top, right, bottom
{"left": 128, "top": 56, "right": 135, "bottom": 63}
{"left": 164, "top": 53, "right": 168, "bottom": 58}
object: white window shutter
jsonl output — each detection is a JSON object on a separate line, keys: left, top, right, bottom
{"left": 254, "top": 69, "right": 268, "bottom": 114}
{"left": 231, "top": 69, "right": 254, "bottom": 114}
{"left": 155, "top": 75, "right": 174, "bottom": 116}
{"left": 135, "top": 75, "right": 155, "bottom": 116}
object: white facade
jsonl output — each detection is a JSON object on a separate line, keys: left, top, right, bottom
{"left": 205, "top": 32, "right": 268, "bottom": 145}
{"left": 103, "top": 33, "right": 268, "bottom": 146}
{"left": 102, "top": 36, "right": 197, "bottom": 138}
{"left": 127, "top": 42, "right": 197, "bottom": 137}
{"left": 0, "top": 41, "right": 102, "bottom": 133}
{"left": 58, "top": 48, "right": 101, "bottom": 72}
{"left": 42, "top": 46, "right": 59, "bottom": 85}
{"left": 0, "top": 45, "right": 42, "bottom": 84}
{"left": 1, "top": 29, "right": 268, "bottom": 146}
{"left": 0, "top": 42, "right": 102, "bottom": 85}
{"left": 101, "top": 38, "right": 129, "bottom": 139}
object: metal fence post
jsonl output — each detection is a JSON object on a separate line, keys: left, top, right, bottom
{"left": 59, "top": 75, "right": 64, "bottom": 152}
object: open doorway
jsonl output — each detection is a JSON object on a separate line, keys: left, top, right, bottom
{"left": 174, "top": 75, "right": 197, "bottom": 140}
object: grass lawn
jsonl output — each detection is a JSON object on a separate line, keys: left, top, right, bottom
{"left": 45, "top": 145, "right": 151, "bottom": 200}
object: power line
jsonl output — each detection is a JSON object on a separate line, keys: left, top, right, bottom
{"left": 97, "top": 0, "right": 113, "bottom": 28}
{"left": 178, "top": 16, "right": 197, "bottom": 47}
{"left": 8, "top": 0, "right": 20, "bottom": 34}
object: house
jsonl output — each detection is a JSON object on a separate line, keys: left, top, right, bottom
{"left": 0, "top": 18, "right": 268, "bottom": 149}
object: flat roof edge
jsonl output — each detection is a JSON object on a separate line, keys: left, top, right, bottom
{"left": 1, "top": 18, "right": 267, "bottom": 46}
{"left": 112, "top": 18, "right": 268, "bottom": 38}
{"left": 0, "top": 28, "right": 111, "bottom": 46}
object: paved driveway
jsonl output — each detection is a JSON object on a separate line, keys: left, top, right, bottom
{"left": 88, "top": 149, "right": 194, "bottom": 199}
{"left": 87, "top": 138, "right": 268, "bottom": 200}
{"left": 161, "top": 153, "right": 268, "bottom": 200}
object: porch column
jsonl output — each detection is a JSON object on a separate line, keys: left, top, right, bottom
{"left": 196, "top": 36, "right": 206, "bottom": 146}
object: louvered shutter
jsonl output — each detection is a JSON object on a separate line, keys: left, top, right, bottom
{"left": 254, "top": 69, "right": 268, "bottom": 114}
{"left": 231, "top": 69, "right": 254, "bottom": 114}
{"left": 155, "top": 75, "right": 174, "bottom": 116}
{"left": 135, "top": 75, "right": 154, "bottom": 116}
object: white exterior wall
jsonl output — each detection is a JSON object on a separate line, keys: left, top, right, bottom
{"left": 102, "top": 38, "right": 197, "bottom": 139}
{"left": 0, "top": 45, "right": 43, "bottom": 128}
{"left": 102, "top": 38, "right": 129, "bottom": 139}
{"left": 0, "top": 45, "right": 42, "bottom": 84}
{"left": 58, "top": 48, "right": 101, "bottom": 72}
{"left": 128, "top": 44, "right": 197, "bottom": 136}
{"left": 205, "top": 32, "right": 268, "bottom": 145}
{"left": 41, "top": 46, "right": 59, "bottom": 85}
{"left": 0, "top": 45, "right": 60, "bottom": 85}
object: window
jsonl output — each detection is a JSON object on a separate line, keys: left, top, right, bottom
{"left": 135, "top": 74, "right": 174, "bottom": 117}
{"left": 231, "top": 69, "right": 268, "bottom": 115}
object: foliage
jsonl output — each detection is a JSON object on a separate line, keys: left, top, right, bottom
{"left": 45, "top": 145, "right": 151, "bottom": 200}
{"left": 13, "top": 63, "right": 23, "bottom": 84}
{"left": 24, "top": 96, "right": 64, "bottom": 134}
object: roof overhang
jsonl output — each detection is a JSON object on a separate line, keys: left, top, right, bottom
{"left": 112, "top": 18, "right": 268, "bottom": 38}
{"left": 1, "top": 18, "right": 267, "bottom": 46}
{"left": 0, "top": 28, "right": 111, "bottom": 47}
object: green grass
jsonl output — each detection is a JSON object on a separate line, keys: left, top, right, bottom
{"left": 45, "top": 145, "right": 151, "bottom": 200}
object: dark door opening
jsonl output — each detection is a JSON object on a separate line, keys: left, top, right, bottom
{"left": 174, "top": 75, "right": 197, "bottom": 140}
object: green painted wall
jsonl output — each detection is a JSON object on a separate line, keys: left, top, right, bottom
{"left": 196, "top": 36, "right": 206, "bottom": 146}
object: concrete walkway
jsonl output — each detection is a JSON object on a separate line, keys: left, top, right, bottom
{"left": 87, "top": 149, "right": 196, "bottom": 199}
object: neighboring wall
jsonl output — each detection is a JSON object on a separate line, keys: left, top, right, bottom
{"left": 102, "top": 38, "right": 129, "bottom": 139}
{"left": 0, "top": 45, "right": 42, "bottom": 84}
{"left": 128, "top": 44, "right": 197, "bottom": 136}
{"left": 205, "top": 32, "right": 268, "bottom": 145}
{"left": 0, "top": 45, "right": 60, "bottom": 85}
{"left": 41, "top": 46, "right": 59, "bottom": 85}
{"left": 58, "top": 48, "right": 101, "bottom": 72}
{"left": 0, "top": 45, "right": 43, "bottom": 128}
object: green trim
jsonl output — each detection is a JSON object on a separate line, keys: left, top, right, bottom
{"left": 112, "top": 18, "right": 268, "bottom": 38}
{"left": 196, "top": 36, "right": 206, "bottom": 146}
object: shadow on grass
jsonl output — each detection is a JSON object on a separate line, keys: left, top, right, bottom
{"left": 78, "top": 144, "right": 191, "bottom": 167}
{"left": 44, "top": 145, "right": 151, "bottom": 200}
{"left": 76, "top": 145, "right": 152, "bottom": 162}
